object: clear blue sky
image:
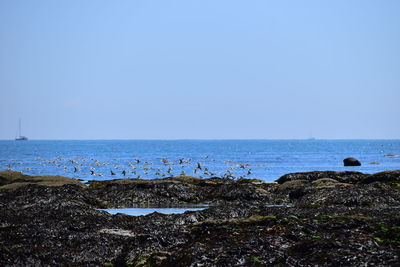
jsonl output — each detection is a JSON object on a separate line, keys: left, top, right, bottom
{"left": 1, "top": 0, "right": 399, "bottom": 139}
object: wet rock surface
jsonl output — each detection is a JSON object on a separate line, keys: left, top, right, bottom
{"left": 275, "top": 170, "right": 368, "bottom": 184}
{"left": 1, "top": 170, "right": 400, "bottom": 266}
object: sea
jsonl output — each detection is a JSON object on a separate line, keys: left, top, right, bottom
{"left": 1, "top": 140, "right": 399, "bottom": 183}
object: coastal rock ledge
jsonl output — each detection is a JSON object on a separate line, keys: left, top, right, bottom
{"left": 0, "top": 170, "right": 399, "bottom": 266}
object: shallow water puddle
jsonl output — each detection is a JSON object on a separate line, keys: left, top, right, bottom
{"left": 99, "top": 204, "right": 209, "bottom": 216}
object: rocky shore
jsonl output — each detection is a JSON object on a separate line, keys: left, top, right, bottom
{"left": 1, "top": 170, "right": 399, "bottom": 266}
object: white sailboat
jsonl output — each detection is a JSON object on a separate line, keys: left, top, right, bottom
{"left": 307, "top": 129, "right": 316, "bottom": 140}
{"left": 15, "top": 119, "right": 28, "bottom": 141}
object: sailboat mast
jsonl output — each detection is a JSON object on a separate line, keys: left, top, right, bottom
{"left": 15, "top": 118, "right": 28, "bottom": 140}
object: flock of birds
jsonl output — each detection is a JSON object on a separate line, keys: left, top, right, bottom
{"left": 5, "top": 156, "right": 256, "bottom": 180}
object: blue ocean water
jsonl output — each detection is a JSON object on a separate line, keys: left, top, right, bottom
{"left": 0, "top": 140, "right": 399, "bottom": 183}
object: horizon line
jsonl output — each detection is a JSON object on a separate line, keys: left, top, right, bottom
{"left": 1, "top": 138, "right": 400, "bottom": 141}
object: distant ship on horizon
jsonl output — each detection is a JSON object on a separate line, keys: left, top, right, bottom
{"left": 307, "top": 129, "right": 316, "bottom": 140}
{"left": 15, "top": 119, "right": 28, "bottom": 141}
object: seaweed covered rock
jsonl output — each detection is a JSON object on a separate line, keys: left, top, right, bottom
{"left": 1, "top": 170, "right": 400, "bottom": 266}
{"left": 87, "top": 176, "right": 270, "bottom": 207}
{"left": 275, "top": 171, "right": 367, "bottom": 184}
{"left": 311, "top": 178, "right": 352, "bottom": 189}
{"left": 89, "top": 179, "right": 205, "bottom": 206}
{"left": 0, "top": 170, "right": 84, "bottom": 190}
{"left": 292, "top": 182, "right": 400, "bottom": 207}
{"left": 361, "top": 170, "right": 400, "bottom": 184}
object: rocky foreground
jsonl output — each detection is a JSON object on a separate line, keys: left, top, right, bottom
{"left": 1, "top": 170, "right": 400, "bottom": 266}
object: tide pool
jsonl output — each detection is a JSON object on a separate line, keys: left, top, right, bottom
{"left": 98, "top": 204, "right": 209, "bottom": 216}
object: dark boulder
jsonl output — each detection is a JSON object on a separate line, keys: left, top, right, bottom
{"left": 343, "top": 157, "right": 361, "bottom": 166}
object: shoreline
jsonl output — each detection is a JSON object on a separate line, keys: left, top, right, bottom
{"left": 2, "top": 139, "right": 399, "bottom": 183}
{"left": 1, "top": 170, "right": 399, "bottom": 266}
